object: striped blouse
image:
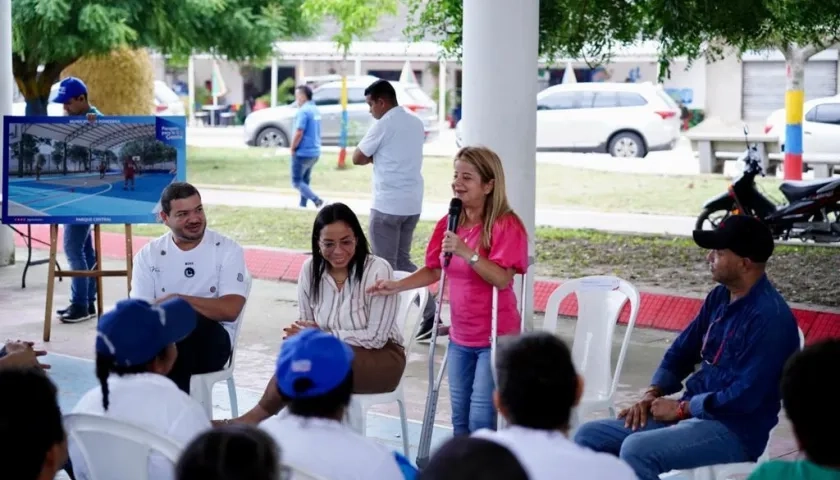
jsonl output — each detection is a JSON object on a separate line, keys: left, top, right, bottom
{"left": 297, "top": 255, "right": 404, "bottom": 349}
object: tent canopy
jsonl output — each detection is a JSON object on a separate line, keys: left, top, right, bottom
{"left": 20, "top": 122, "right": 156, "bottom": 151}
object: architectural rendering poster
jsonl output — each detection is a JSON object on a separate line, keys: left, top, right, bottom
{"left": 2, "top": 115, "right": 186, "bottom": 224}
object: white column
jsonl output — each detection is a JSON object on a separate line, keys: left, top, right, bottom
{"left": 462, "top": 0, "right": 539, "bottom": 327}
{"left": 438, "top": 59, "right": 447, "bottom": 132}
{"left": 187, "top": 55, "right": 196, "bottom": 126}
{"left": 270, "top": 57, "right": 278, "bottom": 108}
{"left": 0, "top": 0, "right": 15, "bottom": 267}
{"left": 297, "top": 59, "right": 305, "bottom": 84}
{"left": 354, "top": 58, "right": 362, "bottom": 76}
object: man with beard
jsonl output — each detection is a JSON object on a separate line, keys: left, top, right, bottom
{"left": 129, "top": 182, "right": 249, "bottom": 394}
{"left": 573, "top": 215, "right": 800, "bottom": 480}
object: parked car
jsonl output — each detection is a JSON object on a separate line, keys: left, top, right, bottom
{"left": 764, "top": 95, "right": 840, "bottom": 154}
{"left": 455, "top": 82, "right": 681, "bottom": 157}
{"left": 12, "top": 80, "right": 185, "bottom": 116}
{"left": 243, "top": 77, "right": 440, "bottom": 148}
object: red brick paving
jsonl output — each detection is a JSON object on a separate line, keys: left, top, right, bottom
{"left": 13, "top": 224, "right": 840, "bottom": 343}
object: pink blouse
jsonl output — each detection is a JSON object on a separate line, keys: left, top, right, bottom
{"left": 425, "top": 213, "right": 529, "bottom": 347}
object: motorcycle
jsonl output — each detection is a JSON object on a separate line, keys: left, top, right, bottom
{"left": 696, "top": 127, "right": 840, "bottom": 243}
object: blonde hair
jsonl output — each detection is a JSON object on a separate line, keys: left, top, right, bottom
{"left": 453, "top": 146, "right": 525, "bottom": 251}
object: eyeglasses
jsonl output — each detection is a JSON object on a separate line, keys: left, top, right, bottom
{"left": 319, "top": 238, "right": 357, "bottom": 254}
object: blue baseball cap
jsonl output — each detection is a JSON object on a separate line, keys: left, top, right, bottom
{"left": 53, "top": 77, "right": 89, "bottom": 103}
{"left": 275, "top": 329, "right": 354, "bottom": 399}
{"left": 96, "top": 298, "right": 197, "bottom": 367}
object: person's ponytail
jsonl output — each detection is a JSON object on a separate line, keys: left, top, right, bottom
{"left": 95, "top": 354, "right": 114, "bottom": 411}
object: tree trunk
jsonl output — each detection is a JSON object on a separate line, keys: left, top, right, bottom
{"left": 783, "top": 49, "right": 807, "bottom": 180}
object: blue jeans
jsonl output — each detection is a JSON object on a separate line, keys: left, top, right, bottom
{"left": 573, "top": 417, "right": 751, "bottom": 480}
{"left": 63, "top": 224, "right": 96, "bottom": 306}
{"left": 291, "top": 155, "right": 321, "bottom": 207}
{"left": 448, "top": 342, "right": 496, "bottom": 436}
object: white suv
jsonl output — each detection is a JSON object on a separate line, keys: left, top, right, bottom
{"left": 456, "top": 82, "right": 681, "bottom": 157}
{"left": 764, "top": 95, "right": 840, "bottom": 154}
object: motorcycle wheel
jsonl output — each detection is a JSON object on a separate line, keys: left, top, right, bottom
{"left": 695, "top": 208, "right": 732, "bottom": 231}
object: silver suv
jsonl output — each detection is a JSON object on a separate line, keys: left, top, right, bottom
{"left": 243, "top": 77, "right": 440, "bottom": 147}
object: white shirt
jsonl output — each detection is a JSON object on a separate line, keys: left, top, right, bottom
{"left": 473, "top": 426, "right": 637, "bottom": 480}
{"left": 130, "top": 229, "right": 249, "bottom": 342}
{"left": 260, "top": 411, "right": 404, "bottom": 480}
{"left": 357, "top": 106, "right": 425, "bottom": 216}
{"left": 298, "top": 255, "right": 403, "bottom": 349}
{"left": 69, "top": 373, "right": 211, "bottom": 480}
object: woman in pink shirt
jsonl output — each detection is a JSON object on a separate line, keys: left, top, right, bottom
{"left": 369, "top": 146, "right": 529, "bottom": 435}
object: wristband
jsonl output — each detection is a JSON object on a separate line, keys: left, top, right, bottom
{"left": 677, "top": 401, "right": 689, "bottom": 420}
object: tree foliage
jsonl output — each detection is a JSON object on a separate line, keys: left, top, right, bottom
{"left": 12, "top": 0, "right": 312, "bottom": 111}
{"left": 302, "top": 0, "right": 398, "bottom": 54}
{"left": 404, "top": 0, "right": 840, "bottom": 71}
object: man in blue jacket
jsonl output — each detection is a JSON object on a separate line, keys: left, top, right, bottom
{"left": 574, "top": 215, "right": 801, "bottom": 480}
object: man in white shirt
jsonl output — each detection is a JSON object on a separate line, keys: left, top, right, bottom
{"left": 472, "top": 332, "right": 637, "bottom": 480}
{"left": 259, "top": 328, "right": 405, "bottom": 480}
{"left": 130, "top": 182, "right": 249, "bottom": 393}
{"left": 353, "top": 79, "right": 436, "bottom": 340}
{"left": 70, "top": 297, "right": 210, "bottom": 480}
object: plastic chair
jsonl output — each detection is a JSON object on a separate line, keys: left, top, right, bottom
{"left": 64, "top": 413, "right": 184, "bottom": 480}
{"left": 664, "top": 327, "right": 806, "bottom": 480}
{"left": 189, "top": 274, "right": 252, "bottom": 419}
{"left": 345, "top": 270, "right": 428, "bottom": 457}
{"left": 541, "top": 276, "right": 640, "bottom": 430}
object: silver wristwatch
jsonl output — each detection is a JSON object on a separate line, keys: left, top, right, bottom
{"left": 468, "top": 252, "right": 480, "bottom": 266}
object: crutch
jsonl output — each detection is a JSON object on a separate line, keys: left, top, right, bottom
{"left": 492, "top": 261, "right": 532, "bottom": 430}
{"left": 415, "top": 268, "right": 451, "bottom": 468}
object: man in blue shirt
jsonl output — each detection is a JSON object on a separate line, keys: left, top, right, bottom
{"left": 53, "top": 77, "right": 103, "bottom": 323}
{"left": 290, "top": 85, "right": 324, "bottom": 208}
{"left": 574, "top": 215, "right": 801, "bottom": 480}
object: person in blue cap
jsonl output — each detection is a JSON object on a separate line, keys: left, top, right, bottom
{"left": 52, "top": 76, "right": 104, "bottom": 323}
{"left": 259, "top": 328, "right": 410, "bottom": 480}
{"left": 68, "top": 298, "right": 210, "bottom": 480}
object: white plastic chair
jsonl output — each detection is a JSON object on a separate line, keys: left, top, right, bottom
{"left": 189, "top": 274, "right": 252, "bottom": 419}
{"left": 345, "top": 270, "right": 428, "bottom": 456}
{"left": 541, "top": 275, "right": 640, "bottom": 430}
{"left": 664, "top": 327, "right": 806, "bottom": 480}
{"left": 64, "top": 413, "right": 184, "bottom": 480}
{"left": 283, "top": 462, "right": 331, "bottom": 480}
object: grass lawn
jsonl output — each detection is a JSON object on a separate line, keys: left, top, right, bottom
{"left": 186, "top": 147, "right": 785, "bottom": 217}
{"left": 107, "top": 205, "right": 839, "bottom": 307}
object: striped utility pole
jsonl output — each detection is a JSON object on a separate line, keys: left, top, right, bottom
{"left": 783, "top": 57, "right": 805, "bottom": 181}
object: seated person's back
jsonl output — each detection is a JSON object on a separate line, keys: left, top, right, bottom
{"left": 70, "top": 298, "right": 211, "bottom": 480}
{"left": 473, "top": 331, "right": 636, "bottom": 480}
{"left": 259, "top": 328, "right": 404, "bottom": 480}
{"left": 418, "top": 436, "right": 528, "bottom": 480}
{"left": 748, "top": 339, "right": 840, "bottom": 480}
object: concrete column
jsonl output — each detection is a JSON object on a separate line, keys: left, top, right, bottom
{"left": 0, "top": 0, "right": 15, "bottom": 267}
{"left": 270, "top": 57, "right": 278, "bottom": 108}
{"left": 187, "top": 55, "right": 196, "bottom": 125}
{"left": 461, "top": 0, "right": 539, "bottom": 327}
{"left": 354, "top": 58, "right": 362, "bottom": 76}
{"left": 438, "top": 59, "right": 447, "bottom": 132}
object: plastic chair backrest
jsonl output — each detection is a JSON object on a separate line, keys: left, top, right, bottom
{"left": 227, "top": 273, "right": 253, "bottom": 370}
{"left": 393, "top": 270, "right": 429, "bottom": 353}
{"left": 64, "top": 413, "right": 183, "bottom": 480}
{"left": 542, "top": 276, "right": 640, "bottom": 401}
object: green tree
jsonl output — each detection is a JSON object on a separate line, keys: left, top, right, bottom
{"left": 405, "top": 0, "right": 840, "bottom": 178}
{"left": 12, "top": 0, "right": 311, "bottom": 115}
{"left": 302, "top": 0, "right": 398, "bottom": 168}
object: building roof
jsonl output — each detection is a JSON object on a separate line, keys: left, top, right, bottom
{"left": 21, "top": 122, "right": 157, "bottom": 151}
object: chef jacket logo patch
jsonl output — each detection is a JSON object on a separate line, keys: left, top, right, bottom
{"left": 184, "top": 267, "right": 195, "bottom": 278}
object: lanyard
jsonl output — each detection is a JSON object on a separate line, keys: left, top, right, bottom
{"left": 700, "top": 314, "right": 737, "bottom": 365}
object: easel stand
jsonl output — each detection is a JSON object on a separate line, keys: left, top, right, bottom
{"left": 43, "top": 224, "right": 134, "bottom": 342}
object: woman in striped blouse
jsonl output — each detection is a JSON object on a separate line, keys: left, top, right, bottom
{"left": 221, "top": 202, "right": 406, "bottom": 425}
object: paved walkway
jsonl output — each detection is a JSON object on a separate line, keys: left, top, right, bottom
{"left": 196, "top": 185, "right": 699, "bottom": 236}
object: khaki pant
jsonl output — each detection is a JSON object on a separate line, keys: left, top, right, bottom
{"left": 259, "top": 340, "right": 406, "bottom": 414}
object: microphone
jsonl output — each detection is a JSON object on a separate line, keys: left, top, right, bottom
{"left": 443, "top": 198, "right": 462, "bottom": 267}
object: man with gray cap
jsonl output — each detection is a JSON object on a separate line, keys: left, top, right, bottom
{"left": 574, "top": 215, "right": 801, "bottom": 480}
